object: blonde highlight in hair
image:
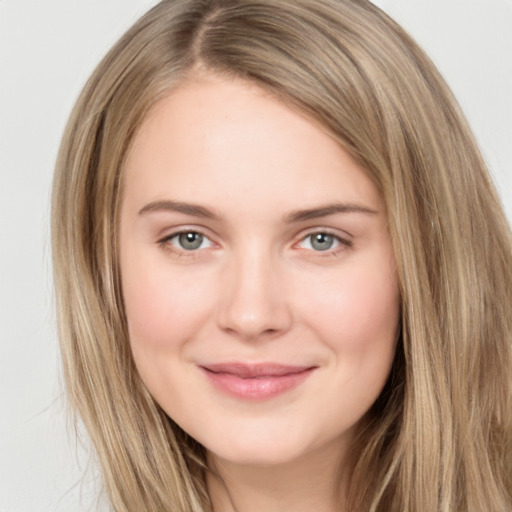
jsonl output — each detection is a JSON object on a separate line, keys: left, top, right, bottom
{"left": 52, "top": 1, "right": 512, "bottom": 510}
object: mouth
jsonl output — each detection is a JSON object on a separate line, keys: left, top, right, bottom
{"left": 198, "top": 362, "right": 317, "bottom": 400}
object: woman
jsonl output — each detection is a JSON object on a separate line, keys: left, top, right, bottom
{"left": 51, "top": 0, "right": 512, "bottom": 510}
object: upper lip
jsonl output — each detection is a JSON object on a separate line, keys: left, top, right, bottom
{"left": 199, "top": 362, "right": 316, "bottom": 378}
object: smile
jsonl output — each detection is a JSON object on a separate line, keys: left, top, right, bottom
{"left": 199, "top": 363, "right": 317, "bottom": 400}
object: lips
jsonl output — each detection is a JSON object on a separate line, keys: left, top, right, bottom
{"left": 199, "top": 362, "right": 317, "bottom": 400}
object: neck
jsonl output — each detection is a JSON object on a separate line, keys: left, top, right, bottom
{"left": 206, "top": 438, "right": 350, "bottom": 512}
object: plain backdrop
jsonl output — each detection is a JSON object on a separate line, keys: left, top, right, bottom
{"left": 1, "top": 1, "right": 511, "bottom": 511}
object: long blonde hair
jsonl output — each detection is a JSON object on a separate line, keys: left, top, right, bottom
{"left": 52, "top": 1, "right": 512, "bottom": 510}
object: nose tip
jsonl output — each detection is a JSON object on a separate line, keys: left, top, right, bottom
{"left": 216, "top": 259, "right": 292, "bottom": 340}
{"left": 220, "top": 310, "right": 281, "bottom": 340}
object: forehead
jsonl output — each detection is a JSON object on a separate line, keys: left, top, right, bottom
{"left": 122, "top": 74, "right": 383, "bottom": 216}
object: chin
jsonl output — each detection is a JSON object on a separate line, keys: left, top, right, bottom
{"left": 209, "top": 445, "right": 306, "bottom": 468}
{"left": 201, "top": 427, "right": 324, "bottom": 468}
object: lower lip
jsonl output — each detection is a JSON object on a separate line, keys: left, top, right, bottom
{"left": 200, "top": 367, "right": 315, "bottom": 400}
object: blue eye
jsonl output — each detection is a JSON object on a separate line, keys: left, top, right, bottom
{"left": 300, "top": 232, "right": 346, "bottom": 252}
{"left": 168, "top": 231, "right": 213, "bottom": 251}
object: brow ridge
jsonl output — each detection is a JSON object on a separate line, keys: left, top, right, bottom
{"left": 138, "top": 200, "right": 377, "bottom": 222}
{"left": 138, "top": 200, "right": 219, "bottom": 219}
{"left": 285, "top": 203, "right": 378, "bottom": 223}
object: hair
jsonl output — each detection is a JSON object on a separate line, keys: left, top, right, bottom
{"left": 51, "top": 0, "right": 512, "bottom": 510}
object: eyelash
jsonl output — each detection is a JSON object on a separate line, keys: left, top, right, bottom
{"left": 294, "top": 229, "right": 352, "bottom": 256}
{"left": 157, "top": 228, "right": 352, "bottom": 258}
{"left": 157, "top": 228, "right": 215, "bottom": 257}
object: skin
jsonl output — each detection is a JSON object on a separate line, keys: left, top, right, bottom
{"left": 119, "top": 73, "right": 400, "bottom": 512}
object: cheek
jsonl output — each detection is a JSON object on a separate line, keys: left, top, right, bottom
{"left": 302, "top": 261, "right": 399, "bottom": 425}
{"left": 122, "top": 256, "right": 212, "bottom": 351}
{"left": 121, "top": 258, "right": 216, "bottom": 406}
{"left": 300, "top": 259, "right": 400, "bottom": 354}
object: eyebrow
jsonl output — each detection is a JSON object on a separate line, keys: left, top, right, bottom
{"left": 138, "top": 200, "right": 220, "bottom": 219}
{"left": 284, "top": 203, "right": 378, "bottom": 223}
{"left": 138, "top": 200, "right": 378, "bottom": 222}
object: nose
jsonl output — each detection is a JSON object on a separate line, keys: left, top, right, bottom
{"left": 216, "top": 246, "right": 293, "bottom": 340}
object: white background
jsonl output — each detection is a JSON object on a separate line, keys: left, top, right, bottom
{"left": 1, "top": 1, "right": 511, "bottom": 511}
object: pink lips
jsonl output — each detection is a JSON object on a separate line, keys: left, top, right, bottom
{"left": 199, "top": 362, "right": 316, "bottom": 400}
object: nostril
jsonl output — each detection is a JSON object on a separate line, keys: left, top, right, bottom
{"left": 217, "top": 302, "right": 293, "bottom": 340}
{"left": 216, "top": 257, "right": 293, "bottom": 338}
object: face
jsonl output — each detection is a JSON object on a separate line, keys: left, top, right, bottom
{"left": 119, "top": 74, "right": 400, "bottom": 468}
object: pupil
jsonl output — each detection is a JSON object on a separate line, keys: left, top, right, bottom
{"left": 311, "top": 233, "right": 334, "bottom": 251}
{"left": 179, "top": 232, "right": 203, "bottom": 250}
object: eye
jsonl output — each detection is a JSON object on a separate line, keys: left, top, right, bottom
{"left": 298, "top": 232, "right": 349, "bottom": 252}
{"left": 166, "top": 231, "right": 214, "bottom": 251}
